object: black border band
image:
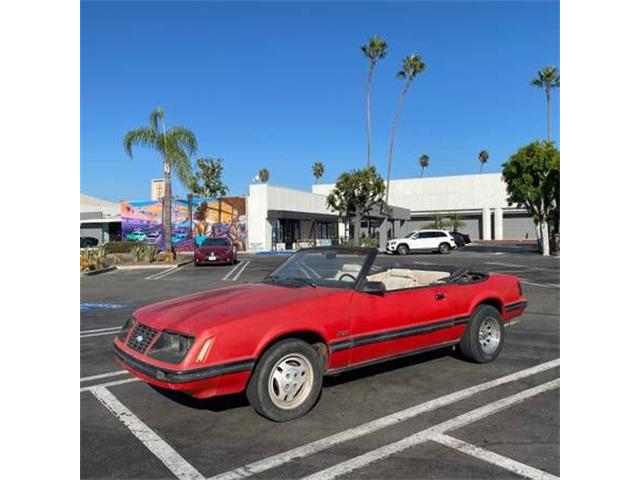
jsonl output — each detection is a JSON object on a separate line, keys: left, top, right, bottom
{"left": 329, "top": 316, "right": 469, "bottom": 353}
{"left": 505, "top": 301, "right": 528, "bottom": 312}
{"left": 113, "top": 343, "right": 254, "bottom": 384}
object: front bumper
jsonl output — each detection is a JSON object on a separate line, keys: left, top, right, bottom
{"left": 113, "top": 342, "right": 254, "bottom": 397}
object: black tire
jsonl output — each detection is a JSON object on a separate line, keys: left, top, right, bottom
{"left": 246, "top": 339, "right": 323, "bottom": 422}
{"left": 438, "top": 243, "right": 451, "bottom": 254}
{"left": 397, "top": 244, "right": 409, "bottom": 256}
{"left": 459, "top": 305, "right": 504, "bottom": 363}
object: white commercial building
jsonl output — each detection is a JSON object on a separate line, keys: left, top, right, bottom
{"left": 80, "top": 193, "right": 122, "bottom": 244}
{"left": 313, "top": 173, "right": 536, "bottom": 241}
{"left": 246, "top": 183, "right": 410, "bottom": 252}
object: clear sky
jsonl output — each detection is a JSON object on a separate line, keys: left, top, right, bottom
{"left": 81, "top": 0, "right": 559, "bottom": 202}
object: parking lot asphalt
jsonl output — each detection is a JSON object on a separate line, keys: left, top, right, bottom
{"left": 81, "top": 246, "right": 560, "bottom": 479}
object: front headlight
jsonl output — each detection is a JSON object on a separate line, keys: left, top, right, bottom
{"left": 117, "top": 317, "right": 134, "bottom": 342}
{"left": 148, "top": 331, "right": 194, "bottom": 364}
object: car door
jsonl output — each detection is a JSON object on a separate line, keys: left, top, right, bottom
{"left": 346, "top": 283, "right": 462, "bottom": 367}
{"left": 413, "top": 231, "right": 431, "bottom": 251}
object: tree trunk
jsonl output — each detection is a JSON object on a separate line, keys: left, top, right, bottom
{"left": 540, "top": 218, "right": 550, "bottom": 256}
{"left": 385, "top": 79, "right": 412, "bottom": 211}
{"left": 420, "top": 167, "right": 424, "bottom": 177}
{"left": 365, "top": 63, "right": 374, "bottom": 168}
{"left": 354, "top": 207, "right": 362, "bottom": 245}
{"left": 546, "top": 89, "right": 551, "bottom": 141}
{"left": 162, "top": 159, "right": 172, "bottom": 252}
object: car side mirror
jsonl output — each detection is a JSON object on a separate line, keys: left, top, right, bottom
{"left": 360, "top": 281, "right": 386, "bottom": 295}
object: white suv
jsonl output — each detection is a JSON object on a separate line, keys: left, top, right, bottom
{"left": 386, "top": 229, "right": 457, "bottom": 255}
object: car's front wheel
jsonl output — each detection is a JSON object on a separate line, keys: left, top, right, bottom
{"left": 397, "top": 244, "right": 409, "bottom": 256}
{"left": 459, "top": 305, "right": 504, "bottom": 363}
{"left": 246, "top": 339, "right": 323, "bottom": 421}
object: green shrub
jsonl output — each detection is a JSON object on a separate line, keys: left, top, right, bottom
{"left": 80, "top": 246, "right": 106, "bottom": 272}
{"left": 340, "top": 236, "right": 379, "bottom": 248}
{"left": 131, "top": 244, "right": 159, "bottom": 263}
{"left": 103, "top": 241, "right": 139, "bottom": 254}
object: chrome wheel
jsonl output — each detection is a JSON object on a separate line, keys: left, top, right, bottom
{"left": 268, "top": 354, "right": 314, "bottom": 410}
{"left": 478, "top": 317, "right": 501, "bottom": 354}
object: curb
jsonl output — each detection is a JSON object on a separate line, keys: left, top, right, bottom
{"left": 82, "top": 266, "right": 116, "bottom": 276}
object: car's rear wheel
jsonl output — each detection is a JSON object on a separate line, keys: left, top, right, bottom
{"left": 246, "top": 339, "right": 323, "bottom": 422}
{"left": 459, "top": 305, "right": 504, "bottom": 363}
{"left": 397, "top": 244, "right": 409, "bottom": 256}
{"left": 438, "top": 243, "right": 451, "bottom": 254}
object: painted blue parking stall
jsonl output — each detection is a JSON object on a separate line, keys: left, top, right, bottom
{"left": 81, "top": 302, "right": 128, "bottom": 312}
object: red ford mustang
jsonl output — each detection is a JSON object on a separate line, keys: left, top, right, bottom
{"left": 113, "top": 247, "right": 527, "bottom": 421}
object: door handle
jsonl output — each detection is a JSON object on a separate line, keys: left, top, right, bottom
{"left": 434, "top": 293, "right": 446, "bottom": 301}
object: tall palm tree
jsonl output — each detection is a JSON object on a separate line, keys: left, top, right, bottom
{"left": 361, "top": 35, "right": 388, "bottom": 168}
{"left": 258, "top": 168, "right": 270, "bottom": 183}
{"left": 418, "top": 154, "right": 430, "bottom": 177}
{"left": 531, "top": 66, "right": 560, "bottom": 141}
{"left": 124, "top": 107, "right": 197, "bottom": 251}
{"left": 385, "top": 54, "right": 427, "bottom": 208}
{"left": 312, "top": 162, "right": 325, "bottom": 184}
{"left": 478, "top": 149, "right": 490, "bottom": 173}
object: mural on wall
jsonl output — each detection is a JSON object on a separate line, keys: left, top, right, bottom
{"left": 120, "top": 197, "right": 246, "bottom": 251}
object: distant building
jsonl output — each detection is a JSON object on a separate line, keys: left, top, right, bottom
{"left": 313, "top": 173, "right": 536, "bottom": 241}
{"left": 80, "top": 193, "right": 122, "bottom": 244}
{"left": 150, "top": 179, "right": 165, "bottom": 201}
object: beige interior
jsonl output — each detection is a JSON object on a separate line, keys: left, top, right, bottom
{"left": 333, "top": 263, "right": 363, "bottom": 281}
{"left": 366, "top": 268, "right": 450, "bottom": 291}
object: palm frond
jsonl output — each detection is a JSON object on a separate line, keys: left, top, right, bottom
{"left": 167, "top": 126, "right": 198, "bottom": 157}
{"left": 149, "top": 107, "right": 165, "bottom": 132}
{"left": 123, "top": 127, "right": 159, "bottom": 157}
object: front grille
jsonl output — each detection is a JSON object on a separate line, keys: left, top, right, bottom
{"left": 127, "top": 323, "right": 159, "bottom": 353}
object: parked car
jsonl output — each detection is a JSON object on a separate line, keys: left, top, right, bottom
{"left": 386, "top": 229, "right": 457, "bottom": 255}
{"left": 449, "top": 231, "right": 471, "bottom": 248}
{"left": 194, "top": 237, "right": 237, "bottom": 265}
{"left": 126, "top": 229, "right": 147, "bottom": 242}
{"left": 114, "top": 247, "right": 527, "bottom": 421}
{"left": 80, "top": 236, "right": 99, "bottom": 248}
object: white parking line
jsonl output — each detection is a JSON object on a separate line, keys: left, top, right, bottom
{"left": 229, "top": 260, "right": 250, "bottom": 281}
{"left": 222, "top": 260, "right": 245, "bottom": 281}
{"left": 302, "top": 378, "right": 560, "bottom": 480}
{"left": 80, "top": 326, "right": 121, "bottom": 334}
{"left": 433, "top": 434, "right": 558, "bottom": 480}
{"left": 485, "top": 262, "right": 556, "bottom": 272}
{"left": 81, "top": 370, "right": 128, "bottom": 382}
{"left": 146, "top": 266, "right": 179, "bottom": 280}
{"left": 80, "top": 377, "right": 140, "bottom": 393}
{"left": 520, "top": 280, "right": 560, "bottom": 289}
{"left": 91, "top": 386, "right": 205, "bottom": 480}
{"left": 208, "top": 358, "right": 559, "bottom": 480}
{"left": 81, "top": 330, "right": 120, "bottom": 339}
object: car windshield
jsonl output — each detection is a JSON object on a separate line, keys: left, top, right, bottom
{"left": 202, "top": 238, "right": 230, "bottom": 247}
{"left": 264, "top": 248, "right": 373, "bottom": 289}
{"left": 404, "top": 231, "right": 417, "bottom": 238}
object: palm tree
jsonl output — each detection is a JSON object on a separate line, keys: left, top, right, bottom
{"left": 531, "top": 66, "right": 560, "bottom": 141}
{"left": 478, "top": 149, "right": 489, "bottom": 173}
{"left": 385, "top": 54, "right": 427, "bottom": 208}
{"left": 124, "top": 107, "right": 197, "bottom": 250}
{"left": 418, "top": 154, "right": 430, "bottom": 177}
{"left": 258, "top": 168, "right": 270, "bottom": 183}
{"left": 312, "top": 162, "right": 325, "bottom": 184}
{"left": 361, "top": 35, "right": 388, "bottom": 168}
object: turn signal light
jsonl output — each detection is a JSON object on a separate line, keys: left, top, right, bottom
{"left": 196, "top": 338, "right": 214, "bottom": 363}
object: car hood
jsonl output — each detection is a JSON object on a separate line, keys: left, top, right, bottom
{"left": 133, "top": 282, "right": 341, "bottom": 335}
{"left": 196, "top": 246, "right": 231, "bottom": 254}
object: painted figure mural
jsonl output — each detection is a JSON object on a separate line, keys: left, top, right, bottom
{"left": 120, "top": 197, "right": 246, "bottom": 251}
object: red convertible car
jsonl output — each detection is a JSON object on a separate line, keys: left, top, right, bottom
{"left": 113, "top": 247, "right": 527, "bottom": 421}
